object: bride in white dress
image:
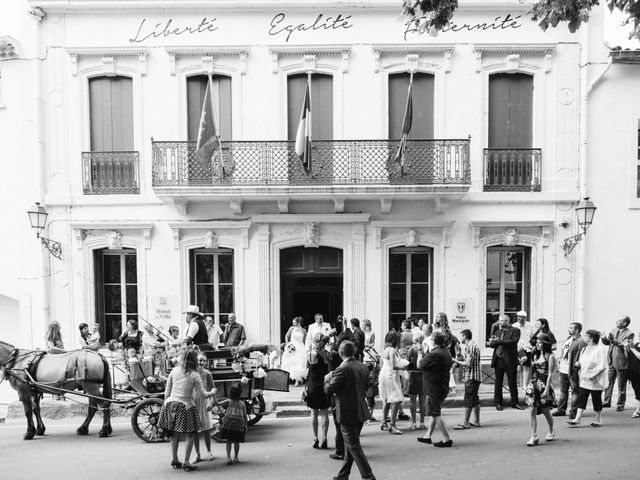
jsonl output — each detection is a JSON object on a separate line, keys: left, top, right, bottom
{"left": 281, "top": 316, "right": 308, "bottom": 385}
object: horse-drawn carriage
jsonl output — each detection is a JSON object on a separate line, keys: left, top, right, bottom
{"left": 129, "top": 344, "right": 290, "bottom": 443}
{"left": 0, "top": 340, "right": 289, "bottom": 442}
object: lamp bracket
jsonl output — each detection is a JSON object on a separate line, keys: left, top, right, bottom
{"left": 562, "top": 232, "right": 584, "bottom": 256}
{"left": 40, "top": 236, "right": 63, "bottom": 260}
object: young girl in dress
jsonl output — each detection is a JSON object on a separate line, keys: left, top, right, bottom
{"left": 193, "top": 354, "right": 216, "bottom": 463}
{"left": 219, "top": 383, "right": 248, "bottom": 465}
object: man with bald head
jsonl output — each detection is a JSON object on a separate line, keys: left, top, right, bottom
{"left": 489, "top": 314, "right": 523, "bottom": 411}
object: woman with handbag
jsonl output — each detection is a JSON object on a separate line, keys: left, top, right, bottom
{"left": 567, "top": 330, "right": 608, "bottom": 427}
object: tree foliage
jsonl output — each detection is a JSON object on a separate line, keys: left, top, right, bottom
{"left": 401, "top": 0, "right": 640, "bottom": 40}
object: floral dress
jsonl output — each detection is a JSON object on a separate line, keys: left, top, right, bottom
{"left": 525, "top": 353, "right": 555, "bottom": 415}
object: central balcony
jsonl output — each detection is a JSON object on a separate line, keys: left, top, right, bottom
{"left": 153, "top": 138, "right": 469, "bottom": 186}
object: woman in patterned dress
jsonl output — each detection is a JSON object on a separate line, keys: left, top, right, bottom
{"left": 158, "top": 348, "right": 216, "bottom": 471}
{"left": 524, "top": 333, "right": 556, "bottom": 446}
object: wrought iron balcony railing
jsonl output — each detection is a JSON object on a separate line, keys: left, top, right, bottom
{"left": 152, "top": 139, "right": 470, "bottom": 187}
{"left": 82, "top": 151, "right": 140, "bottom": 194}
{"left": 483, "top": 148, "right": 541, "bottom": 192}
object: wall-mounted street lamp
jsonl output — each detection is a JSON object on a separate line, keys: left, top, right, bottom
{"left": 27, "top": 202, "right": 62, "bottom": 260}
{"left": 562, "top": 197, "right": 597, "bottom": 256}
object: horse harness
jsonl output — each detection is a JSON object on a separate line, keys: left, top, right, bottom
{"left": 3, "top": 348, "right": 48, "bottom": 392}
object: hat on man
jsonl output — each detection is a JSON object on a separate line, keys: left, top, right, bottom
{"left": 182, "top": 305, "right": 203, "bottom": 316}
{"left": 516, "top": 310, "right": 527, "bottom": 317}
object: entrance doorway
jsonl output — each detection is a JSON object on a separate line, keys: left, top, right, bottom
{"left": 280, "top": 246, "right": 343, "bottom": 343}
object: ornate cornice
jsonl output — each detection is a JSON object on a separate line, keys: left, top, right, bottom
{"left": 70, "top": 222, "right": 154, "bottom": 249}
{"left": 167, "top": 220, "right": 251, "bottom": 249}
{"left": 251, "top": 213, "right": 370, "bottom": 224}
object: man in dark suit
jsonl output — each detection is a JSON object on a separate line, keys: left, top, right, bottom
{"left": 324, "top": 341, "right": 376, "bottom": 480}
{"left": 489, "top": 314, "right": 523, "bottom": 410}
{"left": 553, "top": 322, "right": 587, "bottom": 419}
{"left": 602, "top": 315, "right": 635, "bottom": 411}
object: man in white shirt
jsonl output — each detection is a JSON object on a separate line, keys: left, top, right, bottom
{"left": 553, "top": 322, "right": 586, "bottom": 419}
{"left": 205, "top": 315, "right": 224, "bottom": 349}
{"left": 306, "top": 313, "right": 335, "bottom": 351}
{"left": 513, "top": 310, "right": 534, "bottom": 387}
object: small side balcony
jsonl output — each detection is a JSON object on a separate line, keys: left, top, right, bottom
{"left": 82, "top": 151, "right": 140, "bottom": 195}
{"left": 483, "top": 148, "right": 541, "bottom": 192}
{"left": 151, "top": 139, "right": 471, "bottom": 190}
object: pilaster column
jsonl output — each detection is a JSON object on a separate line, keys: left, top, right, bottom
{"left": 351, "top": 223, "right": 366, "bottom": 319}
{"left": 257, "top": 224, "right": 271, "bottom": 343}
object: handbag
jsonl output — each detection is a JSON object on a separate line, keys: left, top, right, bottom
{"left": 301, "top": 387, "right": 309, "bottom": 403}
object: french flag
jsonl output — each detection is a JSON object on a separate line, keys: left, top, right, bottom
{"left": 295, "top": 80, "right": 312, "bottom": 173}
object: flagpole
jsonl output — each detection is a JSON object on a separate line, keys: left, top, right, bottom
{"left": 208, "top": 74, "right": 225, "bottom": 178}
{"left": 307, "top": 72, "right": 312, "bottom": 174}
{"left": 395, "top": 71, "right": 414, "bottom": 175}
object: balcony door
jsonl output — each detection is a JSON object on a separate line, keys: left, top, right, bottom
{"left": 486, "top": 73, "right": 537, "bottom": 190}
{"left": 287, "top": 73, "right": 333, "bottom": 181}
{"left": 87, "top": 76, "right": 137, "bottom": 193}
{"left": 388, "top": 72, "right": 434, "bottom": 140}
{"left": 186, "top": 75, "right": 233, "bottom": 184}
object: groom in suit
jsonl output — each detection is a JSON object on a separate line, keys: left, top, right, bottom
{"left": 324, "top": 340, "right": 376, "bottom": 480}
{"left": 489, "top": 314, "right": 523, "bottom": 410}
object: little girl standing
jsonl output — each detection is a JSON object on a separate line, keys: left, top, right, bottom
{"left": 219, "top": 383, "right": 248, "bottom": 465}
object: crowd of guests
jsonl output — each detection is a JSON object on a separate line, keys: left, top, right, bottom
{"left": 289, "top": 308, "right": 640, "bottom": 477}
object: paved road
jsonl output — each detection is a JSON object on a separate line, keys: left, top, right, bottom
{"left": 1, "top": 406, "right": 639, "bottom": 480}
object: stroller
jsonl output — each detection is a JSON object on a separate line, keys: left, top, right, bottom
{"left": 363, "top": 346, "right": 381, "bottom": 424}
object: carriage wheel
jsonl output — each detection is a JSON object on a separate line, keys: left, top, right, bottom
{"left": 245, "top": 394, "right": 265, "bottom": 426}
{"left": 210, "top": 401, "right": 227, "bottom": 443}
{"left": 131, "top": 398, "right": 168, "bottom": 443}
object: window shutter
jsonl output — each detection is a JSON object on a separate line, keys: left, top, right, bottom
{"left": 187, "top": 75, "right": 233, "bottom": 142}
{"left": 89, "top": 76, "right": 133, "bottom": 151}
{"left": 287, "top": 73, "right": 333, "bottom": 141}
{"left": 489, "top": 73, "right": 533, "bottom": 148}
{"left": 388, "top": 72, "right": 434, "bottom": 139}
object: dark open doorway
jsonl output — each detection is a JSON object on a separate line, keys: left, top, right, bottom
{"left": 280, "top": 246, "right": 343, "bottom": 343}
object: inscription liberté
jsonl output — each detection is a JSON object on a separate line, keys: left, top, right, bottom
{"left": 269, "top": 13, "right": 353, "bottom": 42}
{"left": 129, "top": 17, "right": 219, "bottom": 43}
